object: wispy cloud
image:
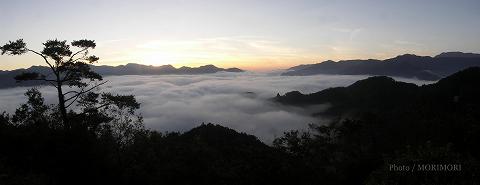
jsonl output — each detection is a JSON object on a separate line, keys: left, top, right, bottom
{"left": 136, "top": 37, "right": 302, "bottom": 57}
{"left": 330, "top": 27, "right": 364, "bottom": 41}
{"left": 113, "top": 36, "right": 318, "bottom": 70}
{"left": 393, "top": 40, "right": 425, "bottom": 47}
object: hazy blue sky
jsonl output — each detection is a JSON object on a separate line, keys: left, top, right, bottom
{"left": 1, "top": 0, "right": 479, "bottom": 70}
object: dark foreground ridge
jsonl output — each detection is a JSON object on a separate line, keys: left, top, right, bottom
{"left": 1, "top": 67, "right": 480, "bottom": 185}
{"left": 276, "top": 66, "right": 480, "bottom": 116}
{"left": 282, "top": 52, "right": 480, "bottom": 80}
{"left": 0, "top": 64, "right": 244, "bottom": 89}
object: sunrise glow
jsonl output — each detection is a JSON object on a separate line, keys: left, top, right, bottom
{"left": 1, "top": 0, "right": 479, "bottom": 71}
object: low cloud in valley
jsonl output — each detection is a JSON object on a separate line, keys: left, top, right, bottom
{"left": 0, "top": 72, "right": 434, "bottom": 142}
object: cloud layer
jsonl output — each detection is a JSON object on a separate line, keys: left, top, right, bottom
{"left": 0, "top": 72, "right": 434, "bottom": 142}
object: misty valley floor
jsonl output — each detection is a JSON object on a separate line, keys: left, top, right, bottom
{"left": 0, "top": 72, "right": 435, "bottom": 142}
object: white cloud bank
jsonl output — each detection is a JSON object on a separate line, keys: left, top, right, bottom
{"left": 0, "top": 72, "right": 434, "bottom": 143}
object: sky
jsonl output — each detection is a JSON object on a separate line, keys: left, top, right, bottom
{"left": 1, "top": 0, "right": 480, "bottom": 71}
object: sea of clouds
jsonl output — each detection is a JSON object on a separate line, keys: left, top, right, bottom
{"left": 0, "top": 72, "right": 435, "bottom": 143}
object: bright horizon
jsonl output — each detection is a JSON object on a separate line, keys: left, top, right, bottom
{"left": 1, "top": 0, "right": 480, "bottom": 71}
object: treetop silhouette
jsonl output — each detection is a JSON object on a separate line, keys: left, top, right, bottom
{"left": 1, "top": 39, "right": 139, "bottom": 129}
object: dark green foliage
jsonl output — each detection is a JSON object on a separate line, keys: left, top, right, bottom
{"left": 85, "top": 55, "right": 99, "bottom": 63}
{"left": 71, "top": 39, "right": 96, "bottom": 49}
{"left": 60, "top": 61, "right": 103, "bottom": 87}
{"left": 41, "top": 39, "right": 72, "bottom": 61}
{"left": 0, "top": 88, "right": 143, "bottom": 185}
{"left": 0, "top": 106, "right": 289, "bottom": 185}
{"left": 11, "top": 89, "right": 50, "bottom": 126}
{"left": 1, "top": 38, "right": 107, "bottom": 125}
{"left": 0, "top": 36, "right": 146, "bottom": 183}
{"left": 101, "top": 93, "right": 140, "bottom": 112}
{"left": 273, "top": 67, "right": 480, "bottom": 184}
{"left": 0, "top": 39, "right": 27, "bottom": 55}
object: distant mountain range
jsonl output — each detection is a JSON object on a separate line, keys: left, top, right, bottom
{"left": 282, "top": 52, "right": 480, "bottom": 80}
{"left": 93, "top": 63, "right": 243, "bottom": 75}
{"left": 0, "top": 64, "right": 244, "bottom": 89}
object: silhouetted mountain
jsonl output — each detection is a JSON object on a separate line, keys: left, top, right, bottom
{"left": 120, "top": 123, "right": 288, "bottom": 185}
{"left": 94, "top": 63, "right": 243, "bottom": 75}
{"left": 0, "top": 64, "right": 244, "bottom": 89}
{"left": 282, "top": 52, "right": 480, "bottom": 80}
{"left": 0, "top": 66, "right": 53, "bottom": 89}
{"left": 275, "top": 66, "right": 480, "bottom": 117}
{"left": 435, "top": 51, "right": 480, "bottom": 58}
{"left": 95, "top": 63, "right": 243, "bottom": 75}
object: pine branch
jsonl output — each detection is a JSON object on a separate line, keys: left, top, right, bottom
{"left": 64, "top": 80, "right": 108, "bottom": 103}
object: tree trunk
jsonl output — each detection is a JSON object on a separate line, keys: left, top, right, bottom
{"left": 57, "top": 81, "right": 68, "bottom": 127}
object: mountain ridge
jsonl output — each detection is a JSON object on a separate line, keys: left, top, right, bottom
{"left": 275, "top": 66, "right": 480, "bottom": 117}
{"left": 283, "top": 52, "right": 480, "bottom": 80}
{"left": 0, "top": 63, "right": 244, "bottom": 89}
